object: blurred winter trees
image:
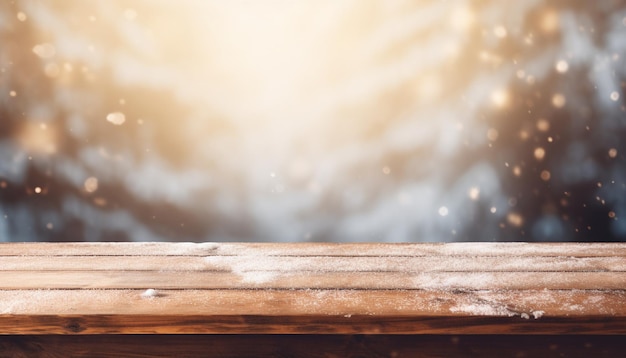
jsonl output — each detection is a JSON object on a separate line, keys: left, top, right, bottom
{"left": 1, "top": 0, "right": 625, "bottom": 242}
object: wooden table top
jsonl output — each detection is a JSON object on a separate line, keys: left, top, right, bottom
{"left": 0, "top": 242, "right": 624, "bottom": 335}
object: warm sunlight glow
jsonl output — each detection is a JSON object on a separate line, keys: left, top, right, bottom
{"left": 491, "top": 89, "right": 510, "bottom": 107}
{"left": 5, "top": 1, "right": 626, "bottom": 243}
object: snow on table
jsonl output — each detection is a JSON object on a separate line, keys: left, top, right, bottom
{"left": 0, "top": 242, "right": 624, "bottom": 334}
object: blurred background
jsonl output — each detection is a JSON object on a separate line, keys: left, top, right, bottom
{"left": 1, "top": 0, "right": 626, "bottom": 242}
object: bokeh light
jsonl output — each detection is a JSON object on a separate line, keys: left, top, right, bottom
{"left": 1, "top": 1, "right": 626, "bottom": 243}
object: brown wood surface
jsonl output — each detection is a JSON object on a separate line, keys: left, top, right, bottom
{"left": 2, "top": 242, "right": 625, "bottom": 256}
{"left": 1, "top": 335, "right": 625, "bottom": 358}
{"left": 0, "top": 242, "right": 624, "bottom": 335}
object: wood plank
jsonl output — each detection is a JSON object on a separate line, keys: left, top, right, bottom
{"left": 2, "top": 313, "right": 624, "bottom": 335}
{"left": 1, "top": 289, "right": 624, "bottom": 317}
{"left": 0, "top": 271, "right": 623, "bottom": 290}
{"left": 0, "top": 243, "right": 624, "bottom": 335}
{"left": 2, "top": 242, "right": 626, "bottom": 257}
{"left": 2, "top": 335, "right": 625, "bottom": 358}
{"left": 1, "top": 255, "right": 624, "bottom": 272}
{"left": 0, "top": 289, "right": 624, "bottom": 334}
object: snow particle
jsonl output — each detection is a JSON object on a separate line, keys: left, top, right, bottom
{"left": 490, "top": 207, "right": 497, "bottom": 214}
{"left": 84, "top": 177, "right": 99, "bottom": 193}
{"left": 608, "top": 148, "right": 618, "bottom": 158}
{"left": 536, "top": 118, "right": 550, "bottom": 132}
{"left": 532, "top": 310, "right": 545, "bottom": 319}
{"left": 512, "top": 165, "right": 522, "bottom": 177}
{"left": 382, "top": 166, "right": 391, "bottom": 175}
{"left": 9, "top": 90, "right": 16, "bottom": 97}
{"left": 541, "top": 10, "right": 560, "bottom": 33}
{"left": 468, "top": 187, "right": 480, "bottom": 200}
{"left": 506, "top": 212, "right": 524, "bottom": 227}
{"left": 34, "top": 186, "right": 42, "bottom": 194}
{"left": 555, "top": 60, "right": 569, "bottom": 73}
{"left": 540, "top": 170, "right": 551, "bottom": 181}
{"left": 610, "top": 91, "right": 620, "bottom": 101}
{"left": 438, "top": 206, "right": 449, "bottom": 217}
{"left": 534, "top": 147, "right": 546, "bottom": 161}
{"left": 16, "top": 12, "right": 27, "bottom": 22}
{"left": 106, "top": 112, "right": 126, "bottom": 125}
{"left": 552, "top": 93, "right": 566, "bottom": 108}
{"left": 141, "top": 289, "right": 158, "bottom": 299}
{"left": 491, "top": 89, "right": 509, "bottom": 107}
{"left": 493, "top": 25, "right": 507, "bottom": 38}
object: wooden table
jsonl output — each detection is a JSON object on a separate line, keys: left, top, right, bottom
{"left": 0, "top": 242, "right": 625, "bottom": 357}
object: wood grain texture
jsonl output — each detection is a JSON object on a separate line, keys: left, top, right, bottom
{"left": 0, "top": 271, "right": 623, "bottom": 290}
{"left": 3, "top": 335, "right": 626, "bottom": 358}
{"left": 1, "top": 335, "right": 625, "bottom": 358}
{"left": 1, "top": 255, "right": 625, "bottom": 271}
{"left": 2, "top": 242, "right": 625, "bottom": 256}
{"left": 0, "top": 242, "right": 624, "bottom": 335}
